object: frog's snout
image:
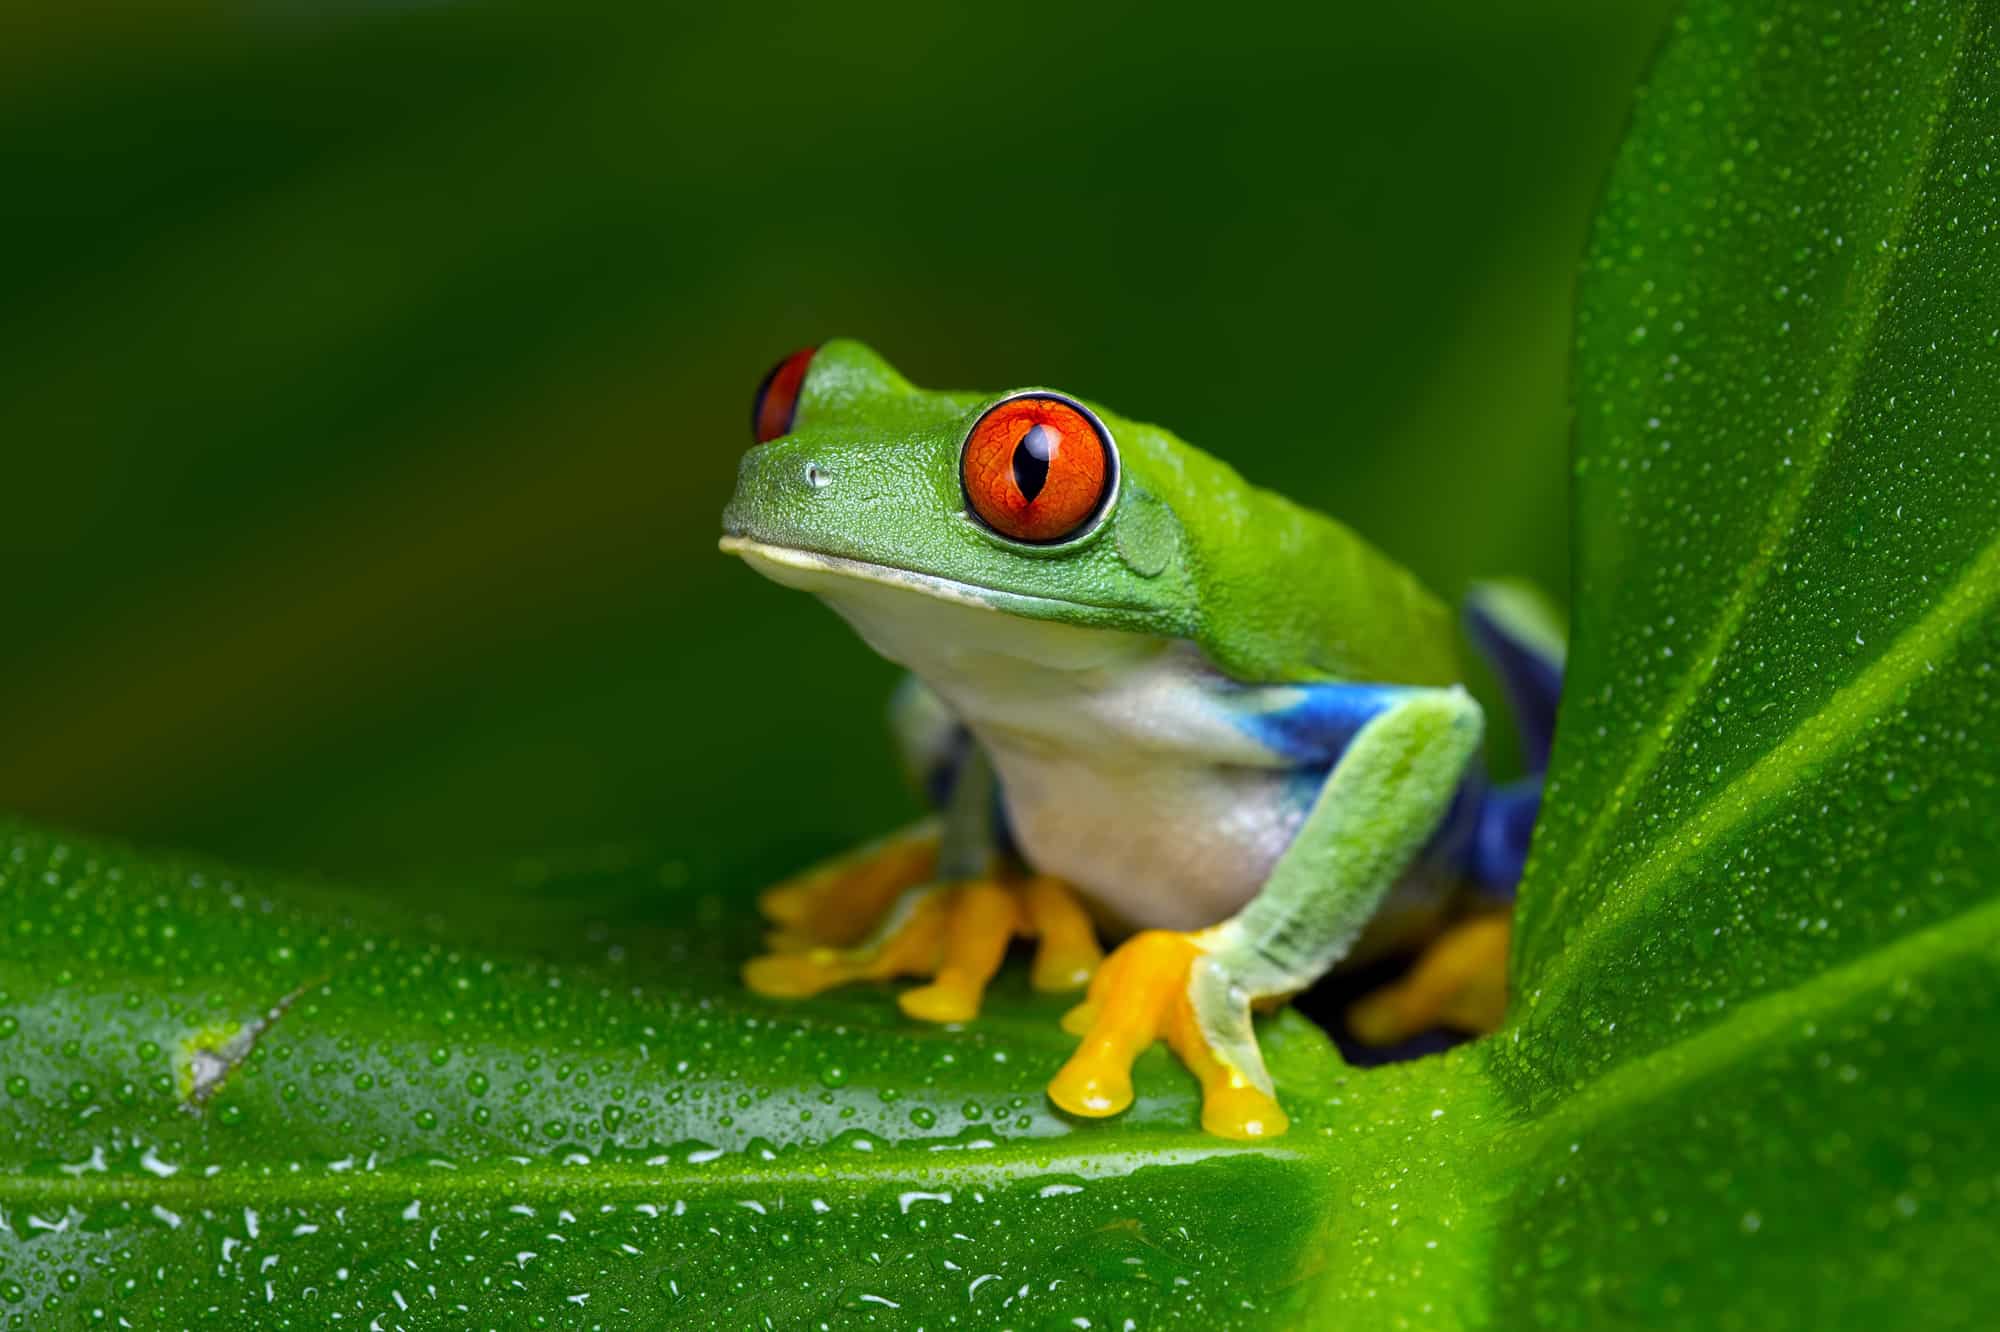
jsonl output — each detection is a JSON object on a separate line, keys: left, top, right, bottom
{"left": 721, "top": 441, "right": 838, "bottom": 544}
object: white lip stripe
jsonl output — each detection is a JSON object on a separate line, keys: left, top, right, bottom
{"left": 722, "top": 535, "right": 1019, "bottom": 612}
{"left": 718, "top": 535, "right": 1146, "bottom": 619}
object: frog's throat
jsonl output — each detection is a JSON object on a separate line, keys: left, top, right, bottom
{"left": 719, "top": 535, "right": 1129, "bottom": 620}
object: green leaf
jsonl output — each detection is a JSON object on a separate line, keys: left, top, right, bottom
{"left": 0, "top": 827, "right": 1498, "bottom": 1327}
{"left": 3, "top": 2, "right": 1998, "bottom": 1328}
{"left": 1489, "top": 0, "right": 2000, "bottom": 1323}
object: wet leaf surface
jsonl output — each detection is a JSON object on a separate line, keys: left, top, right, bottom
{"left": 1492, "top": 0, "right": 2000, "bottom": 1325}
{"left": 0, "top": 827, "right": 1499, "bottom": 1327}
{"left": 4, "top": 2, "right": 1999, "bottom": 1328}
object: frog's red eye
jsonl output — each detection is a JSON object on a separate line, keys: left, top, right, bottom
{"left": 752, "top": 346, "right": 817, "bottom": 444}
{"left": 960, "top": 393, "right": 1116, "bottom": 544}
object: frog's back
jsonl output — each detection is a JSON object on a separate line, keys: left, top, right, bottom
{"left": 1120, "top": 419, "right": 1458, "bottom": 688}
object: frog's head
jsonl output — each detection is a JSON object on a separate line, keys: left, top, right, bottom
{"left": 720, "top": 339, "right": 1199, "bottom": 643}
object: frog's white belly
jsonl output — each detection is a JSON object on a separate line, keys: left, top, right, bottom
{"left": 979, "top": 739, "right": 1308, "bottom": 931}
{"left": 740, "top": 546, "right": 1314, "bottom": 930}
{"left": 937, "top": 656, "right": 1313, "bottom": 930}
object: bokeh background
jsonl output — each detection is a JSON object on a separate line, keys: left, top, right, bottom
{"left": 2, "top": 1, "right": 1672, "bottom": 887}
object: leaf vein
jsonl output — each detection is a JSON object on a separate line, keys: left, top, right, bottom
{"left": 1502, "top": 886, "right": 2000, "bottom": 1161}
{"left": 0, "top": 1141, "right": 1288, "bottom": 1213}
{"left": 1536, "top": 491, "right": 2000, "bottom": 1002}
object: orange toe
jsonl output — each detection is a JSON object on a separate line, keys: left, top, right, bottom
{"left": 754, "top": 828, "right": 939, "bottom": 949}
{"left": 1048, "top": 929, "right": 1288, "bottom": 1139}
{"left": 1346, "top": 912, "right": 1511, "bottom": 1046}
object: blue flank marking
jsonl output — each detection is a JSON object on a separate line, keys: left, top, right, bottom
{"left": 1231, "top": 682, "right": 1411, "bottom": 765}
{"left": 1241, "top": 681, "right": 1460, "bottom": 863}
{"left": 1462, "top": 592, "right": 1566, "bottom": 897}
{"left": 1466, "top": 777, "right": 1541, "bottom": 894}
{"left": 1231, "top": 677, "right": 1552, "bottom": 902}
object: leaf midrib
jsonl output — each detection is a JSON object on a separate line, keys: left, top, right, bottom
{"left": 0, "top": 1138, "right": 1302, "bottom": 1213}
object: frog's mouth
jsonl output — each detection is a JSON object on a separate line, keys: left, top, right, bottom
{"left": 719, "top": 535, "right": 1091, "bottom": 618}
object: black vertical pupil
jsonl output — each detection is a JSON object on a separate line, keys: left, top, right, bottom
{"left": 1012, "top": 424, "right": 1057, "bottom": 501}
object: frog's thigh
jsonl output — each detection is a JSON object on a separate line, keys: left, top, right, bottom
{"left": 1050, "top": 688, "right": 1483, "bottom": 1139}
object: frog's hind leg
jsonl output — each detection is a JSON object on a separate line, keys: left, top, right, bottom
{"left": 1345, "top": 910, "right": 1511, "bottom": 1046}
{"left": 756, "top": 821, "right": 940, "bottom": 953}
{"left": 1338, "top": 581, "right": 1565, "bottom": 1047}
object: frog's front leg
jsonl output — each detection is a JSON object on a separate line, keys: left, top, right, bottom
{"left": 743, "top": 680, "right": 1101, "bottom": 1019}
{"left": 1048, "top": 687, "right": 1484, "bottom": 1138}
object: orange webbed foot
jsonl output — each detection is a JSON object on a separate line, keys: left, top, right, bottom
{"left": 1049, "top": 930, "right": 1289, "bottom": 1140}
{"left": 1345, "top": 911, "right": 1511, "bottom": 1046}
{"left": 743, "top": 845, "right": 1102, "bottom": 1024}
{"left": 755, "top": 823, "right": 939, "bottom": 952}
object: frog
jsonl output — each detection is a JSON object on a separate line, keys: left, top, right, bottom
{"left": 720, "top": 339, "right": 1564, "bottom": 1139}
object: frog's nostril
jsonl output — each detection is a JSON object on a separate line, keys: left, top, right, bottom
{"left": 803, "top": 462, "right": 832, "bottom": 491}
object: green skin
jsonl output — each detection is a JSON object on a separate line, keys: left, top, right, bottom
{"left": 721, "top": 339, "right": 1483, "bottom": 1106}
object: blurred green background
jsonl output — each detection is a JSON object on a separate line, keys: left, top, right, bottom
{"left": 0, "top": 1, "right": 1671, "bottom": 882}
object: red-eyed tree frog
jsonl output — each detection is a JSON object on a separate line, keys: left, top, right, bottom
{"left": 721, "top": 340, "right": 1564, "bottom": 1139}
